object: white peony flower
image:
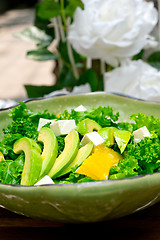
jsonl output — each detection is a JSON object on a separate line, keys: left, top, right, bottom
{"left": 104, "top": 60, "right": 160, "bottom": 101}
{"left": 72, "top": 83, "right": 91, "bottom": 93}
{"left": 68, "top": 0, "right": 158, "bottom": 66}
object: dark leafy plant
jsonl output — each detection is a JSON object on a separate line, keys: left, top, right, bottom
{"left": 14, "top": 0, "right": 104, "bottom": 98}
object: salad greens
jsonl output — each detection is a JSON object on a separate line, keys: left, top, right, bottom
{"left": 57, "top": 105, "right": 119, "bottom": 127}
{"left": 0, "top": 102, "right": 160, "bottom": 185}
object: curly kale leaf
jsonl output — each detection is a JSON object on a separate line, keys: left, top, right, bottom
{"left": 56, "top": 135, "right": 65, "bottom": 156}
{"left": 9, "top": 101, "right": 56, "bottom": 122}
{"left": 129, "top": 112, "right": 160, "bottom": 135}
{"left": 3, "top": 119, "right": 38, "bottom": 140}
{"left": 58, "top": 106, "right": 119, "bottom": 127}
{"left": 3, "top": 101, "right": 56, "bottom": 140}
{"left": 55, "top": 166, "right": 95, "bottom": 184}
{"left": 126, "top": 134, "right": 160, "bottom": 175}
{"left": 109, "top": 156, "right": 139, "bottom": 179}
{"left": 109, "top": 134, "right": 160, "bottom": 179}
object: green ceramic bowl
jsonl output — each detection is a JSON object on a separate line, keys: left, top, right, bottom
{"left": 0, "top": 92, "right": 160, "bottom": 223}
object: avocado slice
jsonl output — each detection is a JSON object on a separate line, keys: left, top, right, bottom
{"left": 48, "top": 129, "right": 79, "bottom": 179}
{"left": 30, "top": 139, "right": 42, "bottom": 153}
{"left": 113, "top": 128, "right": 131, "bottom": 153}
{"left": 60, "top": 141, "right": 94, "bottom": 176}
{"left": 76, "top": 118, "right": 101, "bottom": 136}
{"left": 13, "top": 137, "right": 42, "bottom": 186}
{"left": 38, "top": 127, "right": 58, "bottom": 178}
{"left": 98, "top": 127, "right": 114, "bottom": 147}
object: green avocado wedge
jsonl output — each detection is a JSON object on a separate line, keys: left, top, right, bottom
{"left": 48, "top": 129, "right": 79, "bottom": 179}
{"left": 13, "top": 137, "right": 42, "bottom": 186}
{"left": 60, "top": 141, "right": 94, "bottom": 176}
{"left": 113, "top": 128, "right": 131, "bottom": 153}
{"left": 38, "top": 127, "right": 58, "bottom": 178}
{"left": 98, "top": 127, "right": 131, "bottom": 153}
{"left": 98, "top": 127, "right": 114, "bottom": 147}
{"left": 76, "top": 118, "right": 101, "bottom": 135}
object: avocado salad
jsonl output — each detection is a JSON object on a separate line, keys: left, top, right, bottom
{"left": 0, "top": 102, "right": 160, "bottom": 186}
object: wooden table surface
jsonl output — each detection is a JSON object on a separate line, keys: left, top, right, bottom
{"left": 1, "top": 202, "right": 160, "bottom": 240}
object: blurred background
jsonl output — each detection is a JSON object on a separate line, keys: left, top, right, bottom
{"left": 0, "top": 0, "right": 54, "bottom": 100}
{"left": 0, "top": 0, "right": 158, "bottom": 102}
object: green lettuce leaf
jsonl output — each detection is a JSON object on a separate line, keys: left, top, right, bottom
{"left": 0, "top": 153, "right": 24, "bottom": 185}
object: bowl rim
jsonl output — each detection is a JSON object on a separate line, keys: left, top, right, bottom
{"left": 0, "top": 171, "right": 158, "bottom": 189}
{"left": 0, "top": 91, "right": 160, "bottom": 188}
{"left": 1, "top": 91, "right": 160, "bottom": 112}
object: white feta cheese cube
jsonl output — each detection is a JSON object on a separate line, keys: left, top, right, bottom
{"left": 81, "top": 131, "right": 105, "bottom": 146}
{"left": 35, "top": 175, "right": 54, "bottom": 186}
{"left": 37, "top": 118, "right": 56, "bottom": 131}
{"left": 50, "top": 120, "right": 76, "bottom": 136}
{"left": 133, "top": 126, "right": 151, "bottom": 143}
{"left": 50, "top": 121, "right": 61, "bottom": 136}
{"left": 74, "top": 105, "right": 87, "bottom": 112}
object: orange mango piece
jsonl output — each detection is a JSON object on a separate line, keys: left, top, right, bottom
{"left": 0, "top": 151, "right": 5, "bottom": 161}
{"left": 76, "top": 145, "right": 123, "bottom": 180}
